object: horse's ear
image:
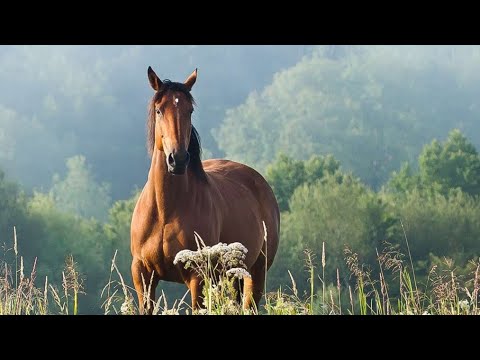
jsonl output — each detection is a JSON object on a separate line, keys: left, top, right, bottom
{"left": 148, "top": 66, "right": 162, "bottom": 91}
{"left": 184, "top": 68, "right": 197, "bottom": 91}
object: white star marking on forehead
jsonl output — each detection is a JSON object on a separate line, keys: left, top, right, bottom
{"left": 174, "top": 97, "right": 179, "bottom": 107}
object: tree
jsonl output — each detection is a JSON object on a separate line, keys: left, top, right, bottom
{"left": 104, "top": 190, "right": 140, "bottom": 275}
{"left": 268, "top": 174, "right": 399, "bottom": 293}
{"left": 419, "top": 129, "right": 480, "bottom": 196}
{"left": 304, "top": 153, "right": 340, "bottom": 182}
{"left": 26, "top": 191, "right": 110, "bottom": 314}
{"left": 265, "top": 153, "right": 340, "bottom": 212}
{"left": 0, "top": 168, "right": 29, "bottom": 251}
{"left": 390, "top": 188, "right": 480, "bottom": 259}
{"left": 50, "top": 155, "right": 112, "bottom": 222}
{"left": 387, "top": 162, "right": 421, "bottom": 194}
{"left": 265, "top": 155, "right": 306, "bottom": 212}
{"left": 388, "top": 129, "right": 480, "bottom": 197}
{"left": 214, "top": 46, "right": 480, "bottom": 189}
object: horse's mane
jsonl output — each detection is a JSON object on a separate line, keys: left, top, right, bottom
{"left": 188, "top": 126, "right": 207, "bottom": 182}
{"left": 147, "top": 80, "right": 207, "bottom": 182}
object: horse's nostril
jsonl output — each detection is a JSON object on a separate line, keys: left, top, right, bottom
{"left": 168, "top": 153, "right": 175, "bottom": 167}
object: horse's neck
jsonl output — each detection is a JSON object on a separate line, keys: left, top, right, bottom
{"left": 148, "top": 150, "right": 192, "bottom": 220}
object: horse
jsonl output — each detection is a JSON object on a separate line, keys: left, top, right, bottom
{"left": 130, "top": 66, "right": 280, "bottom": 314}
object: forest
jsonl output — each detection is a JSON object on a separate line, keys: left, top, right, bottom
{"left": 2, "top": 45, "right": 480, "bottom": 314}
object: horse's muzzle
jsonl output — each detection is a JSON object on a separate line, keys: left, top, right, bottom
{"left": 167, "top": 151, "right": 190, "bottom": 175}
{"left": 168, "top": 165, "right": 187, "bottom": 175}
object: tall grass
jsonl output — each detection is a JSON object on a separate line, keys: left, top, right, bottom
{"left": 2, "top": 225, "right": 480, "bottom": 315}
{"left": 1, "top": 228, "right": 84, "bottom": 315}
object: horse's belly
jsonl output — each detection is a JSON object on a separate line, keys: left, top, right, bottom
{"left": 219, "top": 213, "right": 264, "bottom": 269}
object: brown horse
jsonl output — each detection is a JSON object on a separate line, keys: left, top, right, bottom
{"left": 130, "top": 67, "right": 280, "bottom": 314}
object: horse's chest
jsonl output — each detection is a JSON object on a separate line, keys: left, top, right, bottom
{"left": 141, "top": 223, "right": 189, "bottom": 279}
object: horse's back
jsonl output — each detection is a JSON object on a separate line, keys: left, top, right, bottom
{"left": 202, "top": 159, "right": 275, "bottom": 207}
{"left": 202, "top": 159, "right": 280, "bottom": 268}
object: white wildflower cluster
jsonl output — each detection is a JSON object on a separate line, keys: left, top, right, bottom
{"left": 173, "top": 241, "right": 249, "bottom": 273}
{"left": 459, "top": 299, "right": 470, "bottom": 312}
{"left": 226, "top": 268, "right": 252, "bottom": 279}
{"left": 223, "top": 243, "right": 248, "bottom": 268}
{"left": 205, "top": 243, "right": 230, "bottom": 259}
{"left": 174, "top": 239, "right": 252, "bottom": 313}
{"left": 173, "top": 249, "right": 203, "bottom": 270}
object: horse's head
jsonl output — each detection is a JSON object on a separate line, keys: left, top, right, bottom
{"left": 147, "top": 66, "right": 197, "bottom": 175}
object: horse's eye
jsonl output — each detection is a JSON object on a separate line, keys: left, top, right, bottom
{"left": 156, "top": 109, "right": 161, "bottom": 115}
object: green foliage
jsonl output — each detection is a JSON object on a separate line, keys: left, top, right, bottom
{"left": 388, "top": 188, "right": 480, "bottom": 259}
{"left": 388, "top": 129, "right": 480, "bottom": 197}
{"left": 215, "top": 46, "right": 480, "bottom": 189}
{"left": 387, "top": 162, "right": 422, "bottom": 194}
{"left": 104, "top": 190, "right": 140, "bottom": 276}
{"left": 0, "top": 169, "right": 26, "bottom": 243}
{"left": 268, "top": 174, "right": 399, "bottom": 294}
{"left": 25, "top": 192, "right": 109, "bottom": 313}
{"left": 265, "top": 155, "right": 306, "bottom": 212}
{"left": 0, "top": 169, "right": 38, "bottom": 264}
{"left": 304, "top": 153, "right": 341, "bottom": 181}
{"left": 50, "top": 155, "right": 112, "bottom": 222}
{"left": 419, "top": 129, "right": 480, "bottom": 196}
{"left": 265, "top": 153, "right": 339, "bottom": 211}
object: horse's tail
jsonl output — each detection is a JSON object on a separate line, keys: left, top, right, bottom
{"left": 256, "top": 177, "right": 281, "bottom": 270}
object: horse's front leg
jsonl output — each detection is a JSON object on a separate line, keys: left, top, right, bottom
{"left": 131, "top": 258, "right": 159, "bottom": 315}
{"left": 187, "top": 275, "right": 204, "bottom": 312}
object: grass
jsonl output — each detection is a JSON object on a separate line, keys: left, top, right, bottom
{"left": 2, "top": 224, "right": 480, "bottom": 315}
{"left": 0, "top": 228, "right": 84, "bottom": 314}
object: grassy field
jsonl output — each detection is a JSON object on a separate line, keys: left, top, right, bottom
{"left": 1, "top": 225, "right": 479, "bottom": 315}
